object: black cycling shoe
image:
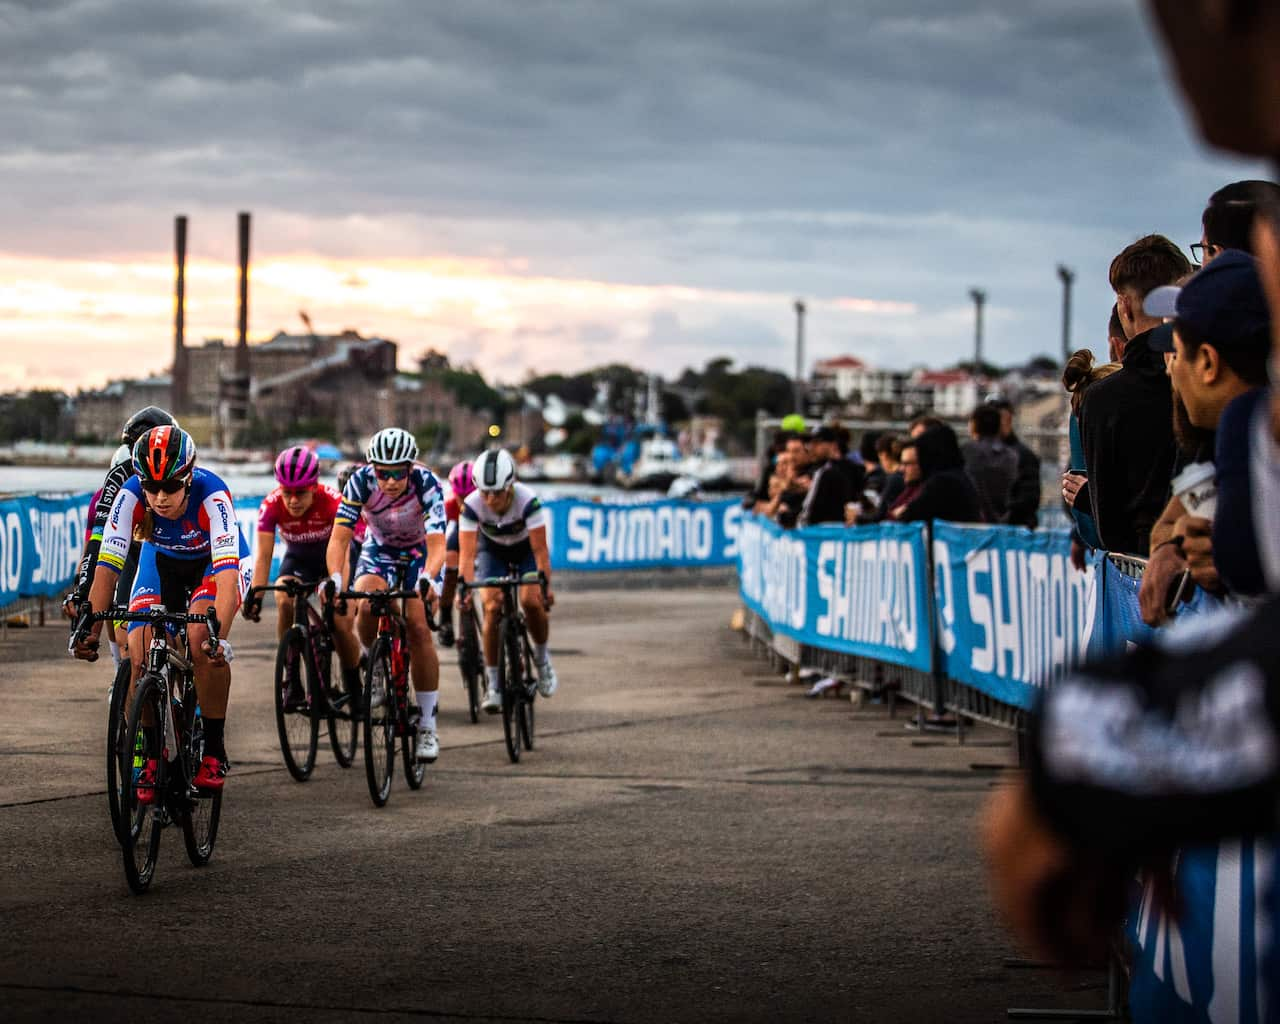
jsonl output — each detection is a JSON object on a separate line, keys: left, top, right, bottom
{"left": 437, "top": 617, "right": 455, "bottom": 648}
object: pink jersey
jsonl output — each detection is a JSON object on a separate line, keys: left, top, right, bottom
{"left": 257, "top": 484, "right": 342, "bottom": 546}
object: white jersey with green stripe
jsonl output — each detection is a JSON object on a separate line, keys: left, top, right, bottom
{"left": 458, "top": 483, "right": 546, "bottom": 547}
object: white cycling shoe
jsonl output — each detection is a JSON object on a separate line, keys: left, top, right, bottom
{"left": 415, "top": 726, "right": 439, "bottom": 763}
{"left": 481, "top": 685, "right": 502, "bottom": 714}
{"left": 537, "top": 660, "right": 558, "bottom": 698}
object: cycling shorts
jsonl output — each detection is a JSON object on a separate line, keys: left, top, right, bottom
{"left": 277, "top": 540, "right": 328, "bottom": 584}
{"left": 353, "top": 539, "right": 425, "bottom": 590}
{"left": 475, "top": 538, "right": 537, "bottom": 582}
{"left": 128, "top": 545, "right": 252, "bottom": 634}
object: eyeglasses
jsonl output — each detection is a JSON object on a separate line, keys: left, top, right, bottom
{"left": 1189, "top": 241, "right": 1218, "bottom": 266}
{"left": 141, "top": 478, "right": 186, "bottom": 495}
{"left": 374, "top": 466, "right": 409, "bottom": 481}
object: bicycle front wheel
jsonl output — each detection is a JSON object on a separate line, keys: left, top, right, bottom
{"left": 274, "top": 631, "right": 319, "bottom": 781}
{"left": 401, "top": 700, "right": 427, "bottom": 791}
{"left": 498, "top": 617, "right": 522, "bottom": 764}
{"left": 460, "top": 615, "right": 482, "bottom": 724}
{"left": 121, "top": 674, "right": 165, "bottom": 895}
{"left": 106, "top": 656, "right": 132, "bottom": 844}
{"left": 362, "top": 641, "right": 395, "bottom": 806}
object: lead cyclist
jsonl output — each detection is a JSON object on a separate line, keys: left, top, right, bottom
{"left": 457, "top": 448, "right": 557, "bottom": 713}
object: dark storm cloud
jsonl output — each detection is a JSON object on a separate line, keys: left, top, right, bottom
{"left": 0, "top": 0, "right": 1266, "bottom": 370}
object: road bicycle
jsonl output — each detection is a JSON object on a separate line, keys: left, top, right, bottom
{"left": 77, "top": 605, "right": 225, "bottom": 895}
{"left": 326, "top": 574, "right": 434, "bottom": 807}
{"left": 248, "top": 579, "right": 358, "bottom": 781}
{"left": 460, "top": 571, "right": 547, "bottom": 764}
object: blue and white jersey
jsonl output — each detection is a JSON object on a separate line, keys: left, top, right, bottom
{"left": 99, "top": 467, "right": 248, "bottom": 571}
{"left": 459, "top": 483, "right": 546, "bottom": 548}
{"left": 336, "top": 464, "right": 446, "bottom": 549}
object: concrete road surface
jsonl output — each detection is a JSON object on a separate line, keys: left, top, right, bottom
{"left": 0, "top": 587, "right": 1102, "bottom": 1022}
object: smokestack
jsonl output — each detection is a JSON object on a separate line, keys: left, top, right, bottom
{"left": 172, "top": 215, "right": 188, "bottom": 414}
{"left": 236, "top": 210, "right": 250, "bottom": 375}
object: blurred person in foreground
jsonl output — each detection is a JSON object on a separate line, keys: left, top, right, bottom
{"left": 985, "top": 5, "right": 1280, "bottom": 1018}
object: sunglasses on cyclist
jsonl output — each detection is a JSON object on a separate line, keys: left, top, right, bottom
{"left": 140, "top": 478, "right": 187, "bottom": 495}
{"left": 374, "top": 466, "right": 409, "bottom": 481}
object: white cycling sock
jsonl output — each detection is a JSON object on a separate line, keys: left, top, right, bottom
{"left": 486, "top": 666, "right": 500, "bottom": 689}
{"left": 533, "top": 643, "right": 548, "bottom": 664}
{"left": 416, "top": 690, "right": 437, "bottom": 723}
{"left": 108, "top": 641, "right": 121, "bottom": 670}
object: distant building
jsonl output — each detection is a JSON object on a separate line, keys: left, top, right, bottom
{"left": 70, "top": 329, "right": 493, "bottom": 452}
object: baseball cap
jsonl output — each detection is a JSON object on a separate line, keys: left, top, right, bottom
{"left": 1142, "top": 249, "right": 1271, "bottom": 353}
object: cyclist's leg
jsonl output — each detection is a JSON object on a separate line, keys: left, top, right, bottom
{"left": 437, "top": 523, "right": 460, "bottom": 643}
{"left": 185, "top": 557, "right": 247, "bottom": 788}
{"left": 474, "top": 544, "right": 507, "bottom": 710}
{"left": 514, "top": 547, "right": 557, "bottom": 696}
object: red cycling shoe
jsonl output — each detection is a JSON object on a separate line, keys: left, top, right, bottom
{"left": 134, "top": 759, "right": 158, "bottom": 805}
{"left": 194, "top": 756, "right": 229, "bottom": 791}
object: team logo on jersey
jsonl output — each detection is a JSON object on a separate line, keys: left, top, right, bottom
{"left": 212, "top": 498, "right": 231, "bottom": 531}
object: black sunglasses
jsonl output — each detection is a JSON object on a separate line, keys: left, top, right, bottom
{"left": 141, "top": 478, "right": 187, "bottom": 495}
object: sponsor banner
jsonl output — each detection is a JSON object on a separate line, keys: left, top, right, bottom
{"left": 0, "top": 492, "right": 92, "bottom": 603}
{"left": 546, "top": 497, "right": 742, "bottom": 571}
{"left": 737, "top": 513, "right": 933, "bottom": 672}
{"left": 932, "top": 523, "right": 1103, "bottom": 711}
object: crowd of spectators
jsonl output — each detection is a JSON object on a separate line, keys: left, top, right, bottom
{"left": 745, "top": 405, "right": 1041, "bottom": 533}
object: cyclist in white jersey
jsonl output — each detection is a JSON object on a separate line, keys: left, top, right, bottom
{"left": 457, "top": 448, "right": 557, "bottom": 713}
{"left": 325, "top": 428, "right": 447, "bottom": 762}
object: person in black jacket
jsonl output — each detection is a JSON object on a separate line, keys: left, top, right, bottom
{"left": 1079, "top": 234, "right": 1191, "bottom": 555}
{"left": 989, "top": 399, "right": 1042, "bottom": 528}
{"left": 799, "top": 425, "right": 864, "bottom": 526}
{"left": 896, "top": 424, "right": 982, "bottom": 524}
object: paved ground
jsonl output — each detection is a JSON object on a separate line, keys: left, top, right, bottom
{"left": 0, "top": 588, "right": 1104, "bottom": 1022}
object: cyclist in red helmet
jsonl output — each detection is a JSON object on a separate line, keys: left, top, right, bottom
{"left": 72, "top": 425, "right": 252, "bottom": 793}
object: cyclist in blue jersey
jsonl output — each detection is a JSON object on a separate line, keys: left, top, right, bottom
{"left": 72, "top": 426, "right": 252, "bottom": 793}
{"left": 325, "top": 428, "right": 447, "bottom": 763}
{"left": 457, "top": 448, "right": 557, "bottom": 714}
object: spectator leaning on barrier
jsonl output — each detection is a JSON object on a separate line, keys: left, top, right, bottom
{"left": 894, "top": 424, "right": 983, "bottom": 524}
{"left": 799, "top": 425, "right": 863, "bottom": 527}
{"left": 861, "top": 434, "right": 907, "bottom": 523}
{"left": 962, "top": 403, "right": 1018, "bottom": 524}
{"left": 1061, "top": 348, "right": 1120, "bottom": 554}
{"left": 884, "top": 441, "right": 922, "bottom": 520}
{"left": 1079, "top": 234, "right": 1191, "bottom": 556}
{"left": 989, "top": 399, "right": 1042, "bottom": 528}
{"left": 1144, "top": 250, "right": 1272, "bottom": 601}
{"left": 744, "top": 429, "right": 792, "bottom": 509}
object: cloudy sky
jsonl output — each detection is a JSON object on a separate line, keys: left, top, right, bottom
{"left": 0, "top": 0, "right": 1267, "bottom": 392}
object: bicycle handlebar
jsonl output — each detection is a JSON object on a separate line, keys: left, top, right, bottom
{"left": 459, "top": 571, "right": 548, "bottom": 597}
{"left": 249, "top": 579, "right": 321, "bottom": 600}
{"left": 70, "top": 604, "right": 221, "bottom": 655}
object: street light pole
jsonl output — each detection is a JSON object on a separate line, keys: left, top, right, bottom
{"left": 793, "top": 298, "right": 806, "bottom": 414}
{"left": 1057, "top": 264, "right": 1075, "bottom": 364}
{"left": 969, "top": 288, "right": 986, "bottom": 374}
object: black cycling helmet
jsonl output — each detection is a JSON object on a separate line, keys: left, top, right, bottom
{"left": 121, "top": 406, "right": 179, "bottom": 449}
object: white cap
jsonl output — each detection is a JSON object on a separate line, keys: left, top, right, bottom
{"left": 1143, "top": 285, "right": 1181, "bottom": 318}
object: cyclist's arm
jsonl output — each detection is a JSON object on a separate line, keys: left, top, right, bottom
{"left": 423, "top": 532, "right": 445, "bottom": 583}
{"left": 209, "top": 565, "right": 240, "bottom": 641}
{"left": 420, "top": 474, "right": 447, "bottom": 582}
{"left": 458, "top": 525, "right": 477, "bottom": 584}
{"left": 326, "top": 523, "right": 353, "bottom": 585}
{"left": 528, "top": 524, "right": 551, "bottom": 581}
{"left": 77, "top": 485, "right": 138, "bottom": 647}
{"left": 252, "top": 532, "right": 275, "bottom": 588}
{"left": 73, "top": 469, "right": 127, "bottom": 601}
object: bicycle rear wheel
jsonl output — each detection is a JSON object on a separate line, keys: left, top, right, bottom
{"left": 274, "top": 631, "right": 319, "bottom": 781}
{"left": 362, "top": 641, "right": 395, "bottom": 806}
{"left": 401, "top": 697, "right": 427, "bottom": 790}
{"left": 121, "top": 675, "right": 165, "bottom": 894}
{"left": 180, "top": 700, "right": 222, "bottom": 867}
{"left": 106, "top": 656, "right": 132, "bottom": 844}
{"left": 498, "top": 617, "right": 522, "bottom": 763}
{"left": 314, "top": 639, "right": 357, "bottom": 768}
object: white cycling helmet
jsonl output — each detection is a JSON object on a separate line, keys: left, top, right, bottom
{"left": 110, "top": 443, "right": 132, "bottom": 468}
{"left": 365, "top": 427, "right": 418, "bottom": 465}
{"left": 473, "top": 448, "right": 516, "bottom": 492}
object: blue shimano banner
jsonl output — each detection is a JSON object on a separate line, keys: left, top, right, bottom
{"left": 736, "top": 514, "right": 933, "bottom": 672}
{"left": 544, "top": 497, "right": 742, "bottom": 571}
{"left": 0, "top": 491, "right": 93, "bottom": 603}
{"left": 931, "top": 523, "right": 1103, "bottom": 711}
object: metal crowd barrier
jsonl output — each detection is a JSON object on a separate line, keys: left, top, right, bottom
{"left": 740, "top": 552, "right": 1149, "bottom": 739}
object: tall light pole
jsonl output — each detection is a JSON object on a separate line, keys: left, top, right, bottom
{"left": 1057, "top": 264, "right": 1075, "bottom": 364}
{"left": 969, "top": 288, "right": 986, "bottom": 374}
{"left": 793, "top": 298, "right": 806, "bottom": 414}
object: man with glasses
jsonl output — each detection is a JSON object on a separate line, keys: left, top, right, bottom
{"left": 71, "top": 425, "right": 252, "bottom": 794}
{"left": 456, "top": 448, "right": 557, "bottom": 714}
{"left": 325, "top": 427, "right": 447, "bottom": 763}
{"left": 1192, "top": 181, "right": 1280, "bottom": 267}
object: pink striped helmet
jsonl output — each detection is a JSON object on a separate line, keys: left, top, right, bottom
{"left": 274, "top": 445, "right": 321, "bottom": 488}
